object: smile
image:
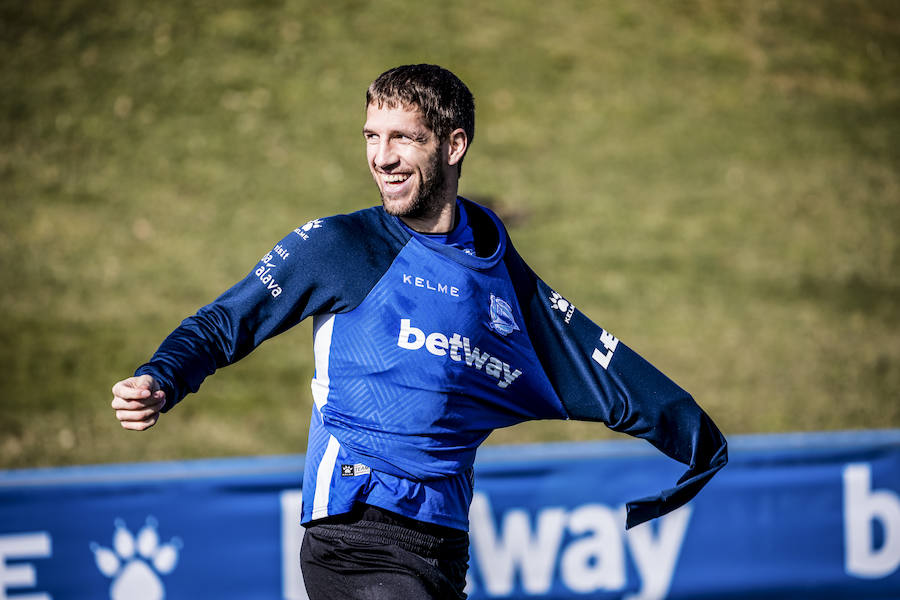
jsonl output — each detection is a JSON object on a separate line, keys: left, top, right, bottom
{"left": 382, "top": 173, "right": 411, "bottom": 184}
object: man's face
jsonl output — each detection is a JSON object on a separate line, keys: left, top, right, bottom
{"left": 363, "top": 102, "right": 449, "bottom": 221}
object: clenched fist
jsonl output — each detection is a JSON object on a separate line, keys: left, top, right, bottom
{"left": 111, "top": 374, "right": 166, "bottom": 431}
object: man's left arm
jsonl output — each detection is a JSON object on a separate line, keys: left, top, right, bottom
{"left": 504, "top": 243, "right": 727, "bottom": 529}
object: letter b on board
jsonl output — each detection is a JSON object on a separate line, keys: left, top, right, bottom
{"left": 844, "top": 463, "right": 900, "bottom": 578}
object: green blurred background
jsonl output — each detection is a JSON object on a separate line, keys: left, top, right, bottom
{"left": 2, "top": 0, "right": 898, "bottom": 468}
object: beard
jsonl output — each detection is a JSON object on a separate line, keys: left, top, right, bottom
{"left": 379, "top": 148, "right": 447, "bottom": 222}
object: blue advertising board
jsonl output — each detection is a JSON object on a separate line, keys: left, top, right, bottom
{"left": 1, "top": 430, "right": 899, "bottom": 599}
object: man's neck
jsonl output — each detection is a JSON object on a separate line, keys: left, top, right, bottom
{"left": 400, "top": 194, "right": 459, "bottom": 234}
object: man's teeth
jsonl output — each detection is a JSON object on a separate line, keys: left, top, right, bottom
{"left": 383, "top": 174, "right": 410, "bottom": 183}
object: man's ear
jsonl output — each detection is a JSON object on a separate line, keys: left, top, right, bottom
{"left": 446, "top": 128, "right": 468, "bottom": 166}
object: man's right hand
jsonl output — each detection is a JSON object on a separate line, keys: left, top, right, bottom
{"left": 111, "top": 375, "right": 166, "bottom": 431}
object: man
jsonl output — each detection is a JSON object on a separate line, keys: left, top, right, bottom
{"left": 111, "top": 64, "right": 727, "bottom": 599}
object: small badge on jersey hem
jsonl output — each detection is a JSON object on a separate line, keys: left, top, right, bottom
{"left": 489, "top": 294, "right": 519, "bottom": 336}
{"left": 341, "top": 463, "right": 371, "bottom": 477}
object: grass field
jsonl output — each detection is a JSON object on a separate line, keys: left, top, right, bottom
{"left": 1, "top": 1, "right": 898, "bottom": 468}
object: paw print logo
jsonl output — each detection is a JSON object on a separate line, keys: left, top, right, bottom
{"left": 549, "top": 291, "right": 575, "bottom": 324}
{"left": 300, "top": 218, "right": 323, "bottom": 232}
{"left": 549, "top": 291, "right": 569, "bottom": 313}
{"left": 91, "top": 517, "right": 182, "bottom": 600}
{"left": 294, "top": 218, "right": 324, "bottom": 241}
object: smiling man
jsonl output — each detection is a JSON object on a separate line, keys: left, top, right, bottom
{"left": 110, "top": 64, "right": 727, "bottom": 599}
{"left": 364, "top": 105, "right": 455, "bottom": 228}
{"left": 364, "top": 66, "right": 472, "bottom": 234}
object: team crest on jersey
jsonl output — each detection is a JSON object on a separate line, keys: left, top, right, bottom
{"left": 489, "top": 294, "right": 519, "bottom": 337}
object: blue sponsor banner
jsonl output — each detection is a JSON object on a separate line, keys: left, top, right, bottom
{"left": 1, "top": 430, "right": 899, "bottom": 599}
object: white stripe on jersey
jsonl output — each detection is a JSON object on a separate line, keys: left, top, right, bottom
{"left": 311, "top": 313, "right": 335, "bottom": 410}
{"left": 312, "top": 434, "right": 341, "bottom": 519}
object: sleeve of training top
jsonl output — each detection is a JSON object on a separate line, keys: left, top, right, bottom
{"left": 503, "top": 240, "right": 728, "bottom": 529}
{"left": 135, "top": 213, "right": 408, "bottom": 411}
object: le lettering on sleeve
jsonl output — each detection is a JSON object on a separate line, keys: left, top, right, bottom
{"left": 503, "top": 239, "right": 727, "bottom": 529}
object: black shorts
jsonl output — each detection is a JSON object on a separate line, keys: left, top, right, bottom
{"left": 300, "top": 504, "right": 469, "bottom": 600}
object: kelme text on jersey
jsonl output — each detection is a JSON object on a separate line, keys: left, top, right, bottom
{"left": 397, "top": 319, "right": 523, "bottom": 389}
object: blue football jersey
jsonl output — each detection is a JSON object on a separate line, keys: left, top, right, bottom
{"left": 136, "top": 198, "right": 727, "bottom": 531}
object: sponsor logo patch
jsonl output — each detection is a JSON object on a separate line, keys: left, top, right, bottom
{"left": 340, "top": 464, "right": 371, "bottom": 477}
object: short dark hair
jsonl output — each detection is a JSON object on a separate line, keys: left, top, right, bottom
{"left": 367, "top": 64, "right": 475, "bottom": 170}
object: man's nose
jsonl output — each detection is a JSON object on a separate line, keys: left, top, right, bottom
{"left": 374, "top": 140, "right": 399, "bottom": 170}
